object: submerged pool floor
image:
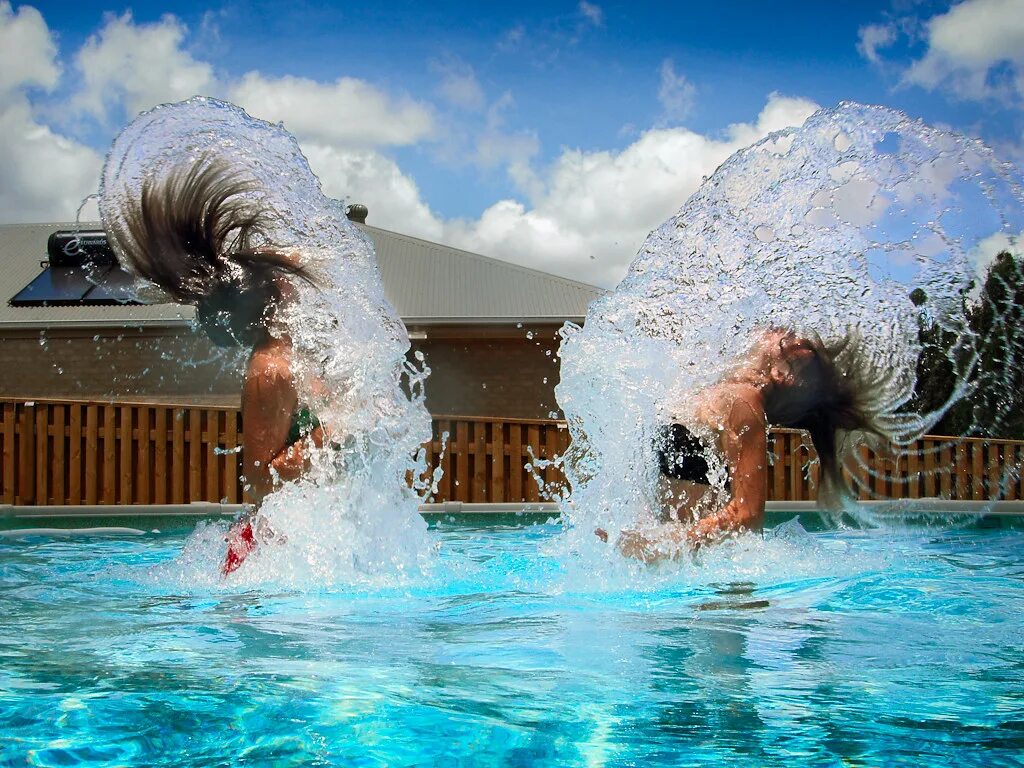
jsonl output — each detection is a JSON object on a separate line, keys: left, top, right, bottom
{"left": 1, "top": 519, "right": 1023, "bottom": 767}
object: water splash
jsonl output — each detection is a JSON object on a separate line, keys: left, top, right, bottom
{"left": 99, "top": 98, "right": 432, "bottom": 587}
{"left": 556, "top": 102, "right": 1024, "bottom": 542}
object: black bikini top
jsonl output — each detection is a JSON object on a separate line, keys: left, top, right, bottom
{"left": 656, "top": 423, "right": 714, "bottom": 485}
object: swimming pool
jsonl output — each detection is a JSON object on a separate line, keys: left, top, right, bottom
{"left": 1, "top": 515, "right": 1022, "bottom": 766}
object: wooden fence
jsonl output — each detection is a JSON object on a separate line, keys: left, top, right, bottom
{"left": 1, "top": 398, "right": 1022, "bottom": 505}
{"left": 768, "top": 429, "right": 1024, "bottom": 502}
{"left": 421, "top": 416, "right": 570, "bottom": 504}
{"left": 0, "top": 399, "right": 242, "bottom": 506}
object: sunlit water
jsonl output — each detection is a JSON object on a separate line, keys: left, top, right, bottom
{"left": 2, "top": 518, "right": 1022, "bottom": 767}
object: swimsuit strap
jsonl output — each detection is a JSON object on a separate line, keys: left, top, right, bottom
{"left": 286, "top": 406, "right": 322, "bottom": 445}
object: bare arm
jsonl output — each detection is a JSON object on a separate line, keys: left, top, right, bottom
{"left": 610, "top": 388, "right": 767, "bottom": 561}
{"left": 241, "top": 346, "right": 299, "bottom": 502}
{"left": 686, "top": 393, "right": 767, "bottom": 546}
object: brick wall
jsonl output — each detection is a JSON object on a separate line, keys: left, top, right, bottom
{"left": 0, "top": 324, "right": 567, "bottom": 418}
{"left": 0, "top": 328, "right": 243, "bottom": 404}
{"left": 412, "top": 334, "right": 562, "bottom": 419}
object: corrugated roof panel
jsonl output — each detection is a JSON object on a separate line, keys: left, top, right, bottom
{"left": 0, "top": 221, "right": 606, "bottom": 328}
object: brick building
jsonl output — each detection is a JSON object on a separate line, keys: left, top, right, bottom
{"left": 0, "top": 217, "right": 604, "bottom": 419}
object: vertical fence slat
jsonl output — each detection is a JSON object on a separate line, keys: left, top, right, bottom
{"left": 18, "top": 404, "right": 35, "bottom": 505}
{"left": 138, "top": 407, "right": 151, "bottom": 505}
{"left": 455, "top": 420, "right": 469, "bottom": 502}
{"left": 954, "top": 443, "right": 968, "bottom": 500}
{"left": 437, "top": 419, "right": 452, "bottom": 502}
{"left": 772, "top": 433, "right": 785, "bottom": 501}
{"left": 509, "top": 423, "right": 523, "bottom": 503}
{"left": 85, "top": 405, "right": 98, "bottom": 504}
{"left": 3, "top": 403, "right": 15, "bottom": 504}
{"left": 491, "top": 421, "right": 505, "bottom": 504}
{"left": 807, "top": 438, "right": 820, "bottom": 502}
{"left": 69, "top": 405, "right": 82, "bottom": 505}
{"left": 988, "top": 442, "right": 1002, "bottom": 500}
{"left": 52, "top": 405, "right": 65, "bottom": 505}
{"left": 857, "top": 445, "right": 871, "bottom": 500}
{"left": 923, "top": 439, "right": 936, "bottom": 497}
{"left": 172, "top": 409, "right": 185, "bottom": 504}
{"left": 154, "top": 408, "right": 168, "bottom": 504}
{"left": 189, "top": 409, "right": 202, "bottom": 503}
{"left": 224, "top": 410, "right": 239, "bottom": 504}
{"left": 544, "top": 425, "right": 559, "bottom": 499}
{"left": 907, "top": 447, "right": 920, "bottom": 499}
{"left": 102, "top": 406, "right": 116, "bottom": 504}
{"left": 788, "top": 433, "right": 803, "bottom": 502}
{"left": 472, "top": 420, "right": 487, "bottom": 503}
{"left": 873, "top": 445, "right": 889, "bottom": 500}
{"left": 971, "top": 441, "right": 984, "bottom": 500}
{"left": 939, "top": 443, "right": 952, "bottom": 498}
{"left": 207, "top": 409, "right": 220, "bottom": 503}
{"left": 35, "top": 406, "right": 48, "bottom": 505}
{"left": 526, "top": 424, "right": 540, "bottom": 503}
{"left": 119, "top": 406, "right": 133, "bottom": 504}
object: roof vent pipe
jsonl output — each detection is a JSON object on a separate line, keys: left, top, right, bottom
{"left": 345, "top": 203, "right": 368, "bottom": 224}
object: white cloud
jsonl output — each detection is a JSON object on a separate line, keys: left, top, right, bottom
{"left": 905, "top": 0, "right": 1024, "bottom": 102}
{"left": 970, "top": 230, "right": 1023, "bottom": 279}
{"left": 472, "top": 92, "right": 540, "bottom": 173}
{"left": 657, "top": 59, "right": 696, "bottom": 123}
{"left": 73, "top": 12, "right": 215, "bottom": 122}
{"left": 579, "top": 1, "right": 604, "bottom": 27}
{"left": 70, "top": 10, "right": 435, "bottom": 149}
{"left": 430, "top": 55, "right": 485, "bottom": 112}
{"left": 0, "top": 100, "right": 102, "bottom": 222}
{"left": 0, "top": 3, "right": 101, "bottom": 222}
{"left": 0, "top": 5, "right": 818, "bottom": 294}
{"left": 231, "top": 73, "right": 435, "bottom": 148}
{"left": 497, "top": 25, "right": 526, "bottom": 53}
{"left": 301, "top": 143, "right": 444, "bottom": 243}
{"left": 857, "top": 22, "right": 898, "bottom": 65}
{"left": 0, "top": 2, "right": 59, "bottom": 95}
{"left": 442, "top": 93, "right": 820, "bottom": 287}
{"left": 299, "top": 91, "right": 818, "bottom": 289}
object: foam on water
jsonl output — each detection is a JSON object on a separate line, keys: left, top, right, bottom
{"left": 98, "top": 98, "right": 433, "bottom": 587}
{"left": 556, "top": 102, "right": 1024, "bottom": 543}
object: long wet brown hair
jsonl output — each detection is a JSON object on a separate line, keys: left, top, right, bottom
{"left": 106, "top": 157, "right": 318, "bottom": 345}
{"left": 762, "top": 334, "right": 893, "bottom": 505}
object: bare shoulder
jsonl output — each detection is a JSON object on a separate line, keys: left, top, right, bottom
{"left": 247, "top": 345, "right": 293, "bottom": 381}
{"left": 244, "top": 347, "right": 297, "bottom": 407}
{"left": 701, "top": 383, "right": 765, "bottom": 431}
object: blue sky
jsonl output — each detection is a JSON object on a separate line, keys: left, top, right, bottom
{"left": 2, "top": 0, "right": 1023, "bottom": 285}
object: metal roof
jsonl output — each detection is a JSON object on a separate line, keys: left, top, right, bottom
{"left": 0, "top": 221, "right": 605, "bottom": 329}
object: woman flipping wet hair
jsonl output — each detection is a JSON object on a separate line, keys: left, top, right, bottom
{"left": 105, "top": 157, "right": 328, "bottom": 574}
{"left": 606, "top": 329, "right": 895, "bottom": 561}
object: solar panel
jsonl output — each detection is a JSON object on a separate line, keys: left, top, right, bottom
{"left": 9, "top": 265, "right": 113, "bottom": 306}
{"left": 9, "top": 227, "right": 171, "bottom": 307}
{"left": 82, "top": 267, "right": 145, "bottom": 304}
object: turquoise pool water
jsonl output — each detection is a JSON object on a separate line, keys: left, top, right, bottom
{"left": 1, "top": 517, "right": 1023, "bottom": 767}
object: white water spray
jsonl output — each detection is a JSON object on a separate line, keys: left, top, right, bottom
{"left": 557, "top": 102, "right": 1024, "bottom": 542}
{"left": 99, "top": 98, "right": 432, "bottom": 587}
